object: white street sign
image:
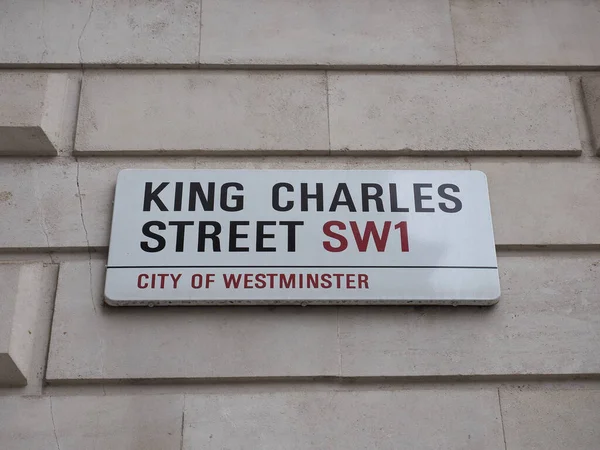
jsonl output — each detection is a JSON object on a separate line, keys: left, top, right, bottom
{"left": 105, "top": 170, "right": 500, "bottom": 306}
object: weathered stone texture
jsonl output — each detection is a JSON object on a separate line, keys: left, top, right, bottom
{"left": 0, "top": 263, "right": 57, "bottom": 396}
{"left": 473, "top": 161, "right": 600, "bottom": 246}
{"left": 0, "top": 72, "right": 79, "bottom": 155}
{"left": 0, "top": 266, "right": 30, "bottom": 385}
{"left": 338, "top": 253, "right": 600, "bottom": 377}
{"left": 0, "top": 263, "right": 53, "bottom": 386}
{"left": 2, "top": 0, "right": 599, "bottom": 68}
{"left": 451, "top": 0, "right": 600, "bottom": 66}
{"left": 200, "top": 0, "right": 456, "bottom": 66}
{"left": 582, "top": 76, "right": 600, "bottom": 154}
{"left": 75, "top": 71, "right": 329, "bottom": 153}
{"left": 184, "top": 390, "right": 504, "bottom": 449}
{"left": 0, "top": 395, "right": 183, "bottom": 450}
{"left": 74, "top": 71, "right": 581, "bottom": 155}
{"left": 0, "top": 160, "right": 87, "bottom": 249}
{"left": 501, "top": 389, "right": 600, "bottom": 450}
{"left": 46, "top": 259, "right": 340, "bottom": 381}
{"left": 0, "top": 397, "right": 57, "bottom": 449}
{"left": 0, "top": 0, "right": 200, "bottom": 65}
{"left": 328, "top": 73, "right": 580, "bottom": 154}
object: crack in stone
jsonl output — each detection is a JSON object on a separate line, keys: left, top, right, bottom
{"left": 464, "top": 157, "right": 472, "bottom": 170}
{"left": 180, "top": 396, "right": 186, "bottom": 450}
{"left": 40, "top": 214, "right": 51, "bottom": 250}
{"left": 40, "top": 0, "right": 48, "bottom": 62}
{"left": 325, "top": 71, "right": 332, "bottom": 156}
{"left": 49, "top": 398, "right": 62, "bottom": 450}
{"left": 41, "top": 227, "right": 51, "bottom": 249}
{"left": 33, "top": 166, "right": 52, "bottom": 251}
{"left": 198, "top": 0, "right": 203, "bottom": 63}
{"left": 498, "top": 388, "right": 508, "bottom": 450}
{"left": 78, "top": 0, "right": 95, "bottom": 67}
{"left": 76, "top": 159, "right": 96, "bottom": 314}
{"left": 447, "top": 0, "right": 459, "bottom": 65}
{"left": 327, "top": 390, "right": 338, "bottom": 408}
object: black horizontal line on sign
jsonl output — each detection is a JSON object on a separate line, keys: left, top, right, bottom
{"left": 106, "top": 265, "right": 498, "bottom": 270}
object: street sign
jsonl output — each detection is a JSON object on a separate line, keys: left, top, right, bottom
{"left": 105, "top": 169, "right": 500, "bottom": 306}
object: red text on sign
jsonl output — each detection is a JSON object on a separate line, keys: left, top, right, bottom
{"left": 322, "top": 221, "right": 409, "bottom": 253}
{"left": 137, "top": 273, "right": 182, "bottom": 289}
{"left": 222, "top": 273, "right": 369, "bottom": 289}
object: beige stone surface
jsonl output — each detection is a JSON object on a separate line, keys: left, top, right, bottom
{"left": 582, "top": 76, "right": 600, "bottom": 154}
{"left": 0, "top": 72, "right": 79, "bottom": 155}
{"left": 328, "top": 73, "right": 580, "bottom": 153}
{"left": 0, "top": 159, "right": 87, "bottom": 249}
{"left": 451, "top": 0, "right": 600, "bottom": 66}
{"left": 338, "top": 253, "right": 600, "bottom": 377}
{"left": 200, "top": 0, "right": 455, "bottom": 65}
{"left": 46, "top": 259, "right": 340, "bottom": 381}
{"left": 0, "top": 265, "right": 27, "bottom": 385}
{"left": 0, "top": 263, "right": 54, "bottom": 386}
{"left": 75, "top": 71, "right": 329, "bottom": 153}
{"left": 183, "top": 390, "right": 504, "bottom": 449}
{"left": 56, "top": 71, "right": 83, "bottom": 155}
{"left": 474, "top": 160, "right": 600, "bottom": 246}
{"left": 0, "top": 263, "right": 57, "bottom": 395}
{"left": 0, "top": 397, "right": 57, "bottom": 449}
{"left": 0, "top": 0, "right": 200, "bottom": 65}
{"left": 500, "top": 389, "right": 600, "bottom": 450}
{"left": 0, "top": 395, "right": 183, "bottom": 449}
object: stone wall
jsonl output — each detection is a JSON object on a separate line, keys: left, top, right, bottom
{"left": 1, "top": 1, "right": 599, "bottom": 448}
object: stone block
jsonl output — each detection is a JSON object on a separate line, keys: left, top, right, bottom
{"left": 0, "top": 263, "right": 51, "bottom": 386}
{"left": 474, "top": 161, "right": 600, "bottom": 246}
{"left": 582, "top": 76, "right": 600, "bottom": 155}
{"left": 338, "top": 253, "right": 600, "bottom": 377}
{"left": 200, "top": 0, "right": 455, "bottom": 66}
{"left": 451, "top": 0, "right": 600, "bottom": 66}
{"left": 500, "top": 389, "right": 600, "bottom": 450}
{"left": 0, "top": 397, "right": 56, "bottom": 449}
{"left": 328, "top": 73, "right": 580, "bottom": 154}
{"left": 183, "top": 390, "right": 504, "bottom": 449}
{"left": 0, "top": 72, "right": 79, "bottom": 155}
{"left": 0, "top": 159, "right": 87, "bottom": 249}
{"left": 0, "top": 263, "right": 57, "bottom": 395}
{"left": 46, "top": 259, "right": 340, "bottom": 381}
{"left": 0, "top": 395, "right": 183, "bottom": 449}
{"left": 75, "top": 71, "right": 329, "bottom": 154}
{"left": 0, "top": 0, "right": 200, "bottom": 65}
